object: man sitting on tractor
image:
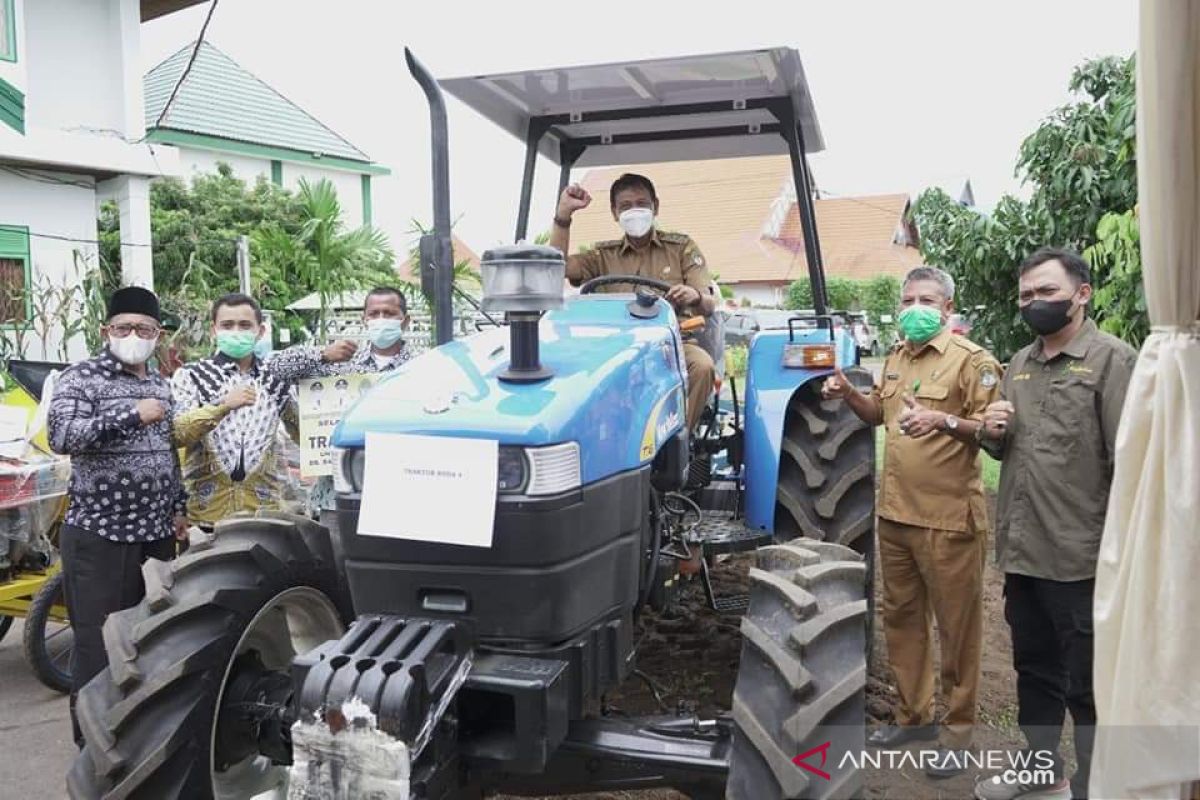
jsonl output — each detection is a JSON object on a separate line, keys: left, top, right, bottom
{"left": 550, "top": 173, "right": 716, "bottom": 431}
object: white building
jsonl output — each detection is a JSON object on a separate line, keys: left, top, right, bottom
{"left": 0, "top": 0, "right": 199, "bottom": 360}
{"left": 144, "top": 42, "right": 389, "bottom": 227}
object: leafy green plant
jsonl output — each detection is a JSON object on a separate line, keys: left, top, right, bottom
{"left": 2, "top": 282, "right": 31, "bottom": 359}
{"left": 159, "top": 254, "right": 223, "bottom": 361}
{"left": 725, "top": 345, "right": 748, "bottom": 380}
{"left": 1084, "top": 209, "right": 1147, "bottom": 343}
{"left": 785, "top": 278, "right": 814, "bottom": 310}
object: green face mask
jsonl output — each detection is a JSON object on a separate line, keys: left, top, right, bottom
{"left": 898, "top": 304, "right": 944, "bottom": 344}
{"left": 216, "top": 331, "right": 258, "bottom": 360}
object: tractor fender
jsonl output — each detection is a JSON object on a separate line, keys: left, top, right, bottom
{"left": 741, "top": 328, "right": 857, "bottom": 533}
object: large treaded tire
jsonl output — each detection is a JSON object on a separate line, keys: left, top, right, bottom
{"left": 727, "top": 539, "right": 868, "bottom": 800}
{"left": 775, "top": 368, "right": 877, "bottom": 663}
{"left": 0, "top": 615, "right": 11, "bottom": 643}
{"left": 774, "top": 368, "right": 876, "bottom": 554}
{"left": 23, "top": 570, "right": 72, "bottom": 693}
{"left": 67, "top": 514, "right": 349, "bottom": 800}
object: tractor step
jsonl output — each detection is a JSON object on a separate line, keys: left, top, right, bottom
{"left": 711, "top": 594, "right": 750, "bottom": 615}
{"left": 689, "top": 512, "right": 772, "bottom": 555}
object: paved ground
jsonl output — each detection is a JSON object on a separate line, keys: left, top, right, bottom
{"left": 0, "top": 617, "right": 75, "bottom": 798}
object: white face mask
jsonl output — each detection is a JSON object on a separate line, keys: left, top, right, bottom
{"left": 618, "top": 207, "right": 655, "bottom": 238}
{"left": 108, "top": 334, "right": 157, "bottom": 366}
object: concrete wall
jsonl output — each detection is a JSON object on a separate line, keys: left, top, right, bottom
{"left": 180, "top": 149, "right": 272, "bottom": 185}
{"left": 283, "top": 162, "right": 366, "bottom": 227}
{"left": 729, "top": 283, "right": 786, "bottom": 308}
{"left": 22, "top": 0, "right": 140, "bottom": 137}
{"left": 0, "top": 169, "right": 100, "bottom": 361}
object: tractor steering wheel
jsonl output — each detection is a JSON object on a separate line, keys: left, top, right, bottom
{"left": 578, "top": 275, "right": 673, "bottom": 295}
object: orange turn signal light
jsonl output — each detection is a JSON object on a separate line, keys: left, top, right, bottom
{"left": 782, "top": 343, "right": 837, "bottom": 369}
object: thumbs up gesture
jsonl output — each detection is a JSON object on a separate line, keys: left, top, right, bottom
{"left": 820, "top": 366, "right": 854, "bottom": 401}
{"left": 896, "top": 392, "right": 945, "bottom": 438}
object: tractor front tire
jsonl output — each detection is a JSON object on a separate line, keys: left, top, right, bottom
{"left": 23, "top": 570, "right": 72, "bottom": 693}
{"left": 67, "top": 515, "right": 348, "bottom": 800}
{"left": 727, "top": 539, "right": 868, "bottom": 800}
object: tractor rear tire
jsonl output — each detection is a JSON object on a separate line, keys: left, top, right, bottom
{"left": 67, "top": 515, "right": 348, "bottom": 800}
{"left": 727, "top": 539, "right": 868, "bottom": 800}
{"left": 23, "top": 570, "right": 72, "bottom": 693}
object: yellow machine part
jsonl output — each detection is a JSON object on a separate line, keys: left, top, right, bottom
{"left": 1, "top": 384, "right": 50, "bottom": 452}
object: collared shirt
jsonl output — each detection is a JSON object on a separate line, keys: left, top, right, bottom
{"left": 982, "top": 318, "right": 1137, "bottom": 581}
{"left": 171, "top": 350, "right": 323, "bottom": 525}
{"left": 569, "top": 229, "right": 712, "bottom": 318}
{"left": 873, "top": 326, "right": 1003, "bottom": 533}
{"left": 47, "top": 349, "right": 185, "bottom": 542}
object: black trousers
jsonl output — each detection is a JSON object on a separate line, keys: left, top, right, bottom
{"left": 1004, "top": 572, "right": 1097, "bottom": 799}
{"left": 59, "top": 524, "right": 175, "bottom": 746}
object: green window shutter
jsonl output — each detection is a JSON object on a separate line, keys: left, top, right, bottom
{"left": 0, "top": 75, "right": 24, "bottom": 134}
{"left": 0, "top": 224, "right": 29, "bottom": 258}
{"left": 270, "top": 160, "right": 283, "bottom": 186}
{"left": 361, "top": 175, "right": 372, "bottom": 226}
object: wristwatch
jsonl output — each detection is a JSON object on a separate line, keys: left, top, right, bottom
{"left": 942, "top": 414, "right": 959, "bottom": 432}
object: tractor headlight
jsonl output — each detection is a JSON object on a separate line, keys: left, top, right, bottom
{"left": 498, "top": 443, "right": 581, "bottom": 496}
{"left": 332, "top": 447, "right": 366, "bottom": 493}
{"left": 497, "top": 446, "right": 528, "bottom": 493}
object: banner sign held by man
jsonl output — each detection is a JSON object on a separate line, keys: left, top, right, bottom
{"left": 297, "top": 372, "right": 376, "bottom": 477}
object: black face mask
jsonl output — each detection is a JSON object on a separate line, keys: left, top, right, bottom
{"left": 1021, "top": 298, "right": 1075, "bottom": 336}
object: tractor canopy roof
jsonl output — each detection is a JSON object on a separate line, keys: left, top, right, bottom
{"left": 440, "top": 47, "right": 823, "bottom": 168}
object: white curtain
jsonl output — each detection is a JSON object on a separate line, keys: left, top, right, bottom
{"left": 1091, "top": 2, "right": 1200, "bottom": 798}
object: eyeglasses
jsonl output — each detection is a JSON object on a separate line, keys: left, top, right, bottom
{"left": 108, "top": 323, "right": 161, "bottom": 339}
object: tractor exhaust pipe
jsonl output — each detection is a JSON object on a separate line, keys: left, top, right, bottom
{"left": 406, "top": 48, "right": 455, "bottom": 347}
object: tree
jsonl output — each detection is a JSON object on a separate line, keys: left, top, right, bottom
{"left": 912, "top": 55, "right": 1142, "bottom": 359}
{"left": 253, "top": 178, "right": 395, "bottom": 337}
{"left": 102, "top": 166, "right": 397, "bottom": 347}
{"left": 785, "top": 278, "right": 814, "bottom": 310}
{"left": 100, "top": 164, "right": 306, "bottom": 296}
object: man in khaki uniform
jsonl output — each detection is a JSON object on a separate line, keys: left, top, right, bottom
{"left": 822, "top": 266, "right": 1002, "bottom": 778}
{"left": 973, "top": 248, "right": 1136, "bottom": 800}
{"left": 550, "top": 172, "right": 716, "bottom": 431}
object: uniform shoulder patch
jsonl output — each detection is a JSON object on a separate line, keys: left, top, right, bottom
{"left": 979, "top": 365, "right": 999, "bottom": 388}
{"left": 949, "top": 334, "right": 983, "bottom": 354}
{"left": 657, "top": 231, "right": 691, "bottom": 245}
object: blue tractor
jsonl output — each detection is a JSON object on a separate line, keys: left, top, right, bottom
{"left": 70, "top": 47, "right": 875, "bottom": 800}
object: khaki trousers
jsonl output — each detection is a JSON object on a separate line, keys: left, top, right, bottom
{"left": 683, "top": 342, "right": 715, "bottom": 431}
{"left": 878, "top": 516, "right": 986, "bottom": 749}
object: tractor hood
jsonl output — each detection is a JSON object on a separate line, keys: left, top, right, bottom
{"left": 332, "top": 295, "right": 687, "bottom": 485}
